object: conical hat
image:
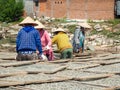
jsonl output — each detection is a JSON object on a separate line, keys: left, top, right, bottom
{"left": 53, "top": 28, "right": 66, "bottom": 33}
{"left": 19, "top": 16, "right": 38, "bottom": 26}
{"left": 78, "top": 22, "right": 91, "bottom": 29}
{"left": 34, "top": 20, "right": 45, "bottom": 29}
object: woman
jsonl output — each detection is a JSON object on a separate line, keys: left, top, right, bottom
{"left": 52, "top": 28, "right": 73, "bottom": 59}
{"left": 35, "top": 20, "right": 54, "bottom": 61}
{"left": 73, "top": 22, "right": 91, "bottom": 53}
{"left": 16, "top": 16, "right": 46, "bottom": 61}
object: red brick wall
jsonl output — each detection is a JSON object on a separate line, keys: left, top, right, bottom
{"left": 45, "top": 0, "right": 67, "bottom": 18}
{"left": 38, "top": 0, "right": 115, "bottom": 20}
{"left": 87, "top": 0, "right": 115, "bottom": 20}
{"left": 68, "top": 0, "right": 115, "bottom": 20}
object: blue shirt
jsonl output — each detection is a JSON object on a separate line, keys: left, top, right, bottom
{"left": 16, "top": 26, "right": 42, "bottom": 55}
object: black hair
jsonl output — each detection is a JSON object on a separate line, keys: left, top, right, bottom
{"left": 81, "top": 27, "right": 85, "bottom": 36}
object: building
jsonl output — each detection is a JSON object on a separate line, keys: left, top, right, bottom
{"left": 23, "top": 0, "right": 119, "bottom": 20}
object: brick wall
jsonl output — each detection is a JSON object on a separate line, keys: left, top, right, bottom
{"left": 45, "top": 0, "right": 67, "bottom": 18}
{"left": 37, "top": 0, "right": 115, "bottom": 20}
{"left": 68, "top": 0, "right": 115, "bottom": 20}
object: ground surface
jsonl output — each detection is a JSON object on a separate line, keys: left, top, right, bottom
{"left": 0, "top": 50, "right": 120, "bottom": 90}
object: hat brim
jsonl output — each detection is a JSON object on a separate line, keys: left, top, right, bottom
{"left": 53, "top": 31, "right": 66, "bottom": 33}
{"left": 19, "top": 16, "right": 38, "bottom": 26}
{"left": 78, "top": 23, "right": 91, "bottom": 29}
{"left": 19, "top": 23, "right": 38, "bottom": 26}
{"left": 34, "top": 20, "right": 45, "bottom": 29}
{"left": 53, "top": 30, "right": 66, "bottom": 33}
{"left": 52, "top": 28, "right": 66, "bottom": 33}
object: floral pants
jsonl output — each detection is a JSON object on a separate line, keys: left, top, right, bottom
{"left": 16, "top": 52, "right": 38, "bottom": 61}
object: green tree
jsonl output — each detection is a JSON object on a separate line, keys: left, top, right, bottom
{"left": 0, "top": 0, "right": 24, "bottom": 22}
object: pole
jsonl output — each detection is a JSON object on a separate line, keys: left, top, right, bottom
{"left": 66, "top": 0, "right": 70, "bottom": 19}
{"left": 51, "top": 0, "right": 54, "bottom": 17}
{"left": 85, "top": 0, "right": 88, "bottom": 19}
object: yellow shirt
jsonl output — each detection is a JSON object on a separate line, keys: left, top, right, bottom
{"left": 52, "top": 32, "right": 72, "bottom": 52}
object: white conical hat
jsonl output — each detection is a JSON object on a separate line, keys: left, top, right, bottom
{"left": 34, "top": 20, "right": 45, "bottom": 29}
{"left": 53, "top": 28, "right": 66, "bottom": 33}
{"left": 78, "top": 22, "right": 91, "bottom": 29}
{"left": 19, "top": 16, "right": 38, "bottom": 26}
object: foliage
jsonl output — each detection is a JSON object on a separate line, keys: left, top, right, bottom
{"left": 88, "top": 19, "right": 120, "bottom": 27}
{"left": 107, "top": 31, "right": 120, "bottom": 39}
{"left": 105, "top": 19, "right": 120, "bottom": 26}
{"left": 0, "top": 38, "right": 15, "bottom": 44}
{"left": 52, "top": 17, "right": 68, "bottom": 24}
{"left": 90, "top": 29, "right": 98, "bottom": 35}
{"left": 89, "top": 19, "right": 120, "bottom": 40}
{"left": 50, "top": 17, "right": 77, "bottom": 33}
{"left": 90, "top": 29, "right": 120, "bottom": 40}
{"left": 67, "top": 25, "right": 76, "bottom": 33}
{"left": 87, "top": 19, "right": 94, "bottom": 23}
{"left": 0, "top": 0, "right": 24, "bottom": 22}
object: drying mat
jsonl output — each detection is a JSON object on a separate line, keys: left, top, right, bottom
{"left": 84, "top": 63, "right": 120, "bottom": 74}
{"left": 15, "top": 62, "right": 67, "bottom": 74}
{"left": 81, "top": 75, "right": 120, "bottom": 88}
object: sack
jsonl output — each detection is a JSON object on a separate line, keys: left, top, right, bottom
{"left": 39, "top": 54, "right": 48, "bottom": 61}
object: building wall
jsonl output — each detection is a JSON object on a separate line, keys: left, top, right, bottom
{"left": 41, "top": 0, "right": 67, "bottom": 18}
{"left": 24, "top": 0, "right": 34, "bottom": 17}
{"left": 68, "top": 0, "right": 115, "bottom": 20}
{"left": 39, "top": 0, "right": 47, "bottom": 16}
{"left": 35, "top": 0, "right": 115, "bottom": 20}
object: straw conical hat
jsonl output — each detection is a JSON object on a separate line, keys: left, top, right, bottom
{"left": 19, "top": 16, "right": 38, "bottom": 26}
{"left": 78, "top": 22, "right": 91, "bottom": 29}
{"left": 53, "top": 28, "right": 66, "bottom": 33}
{"left": 34, "top": 20, "right": 45, "bottom": 29}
